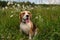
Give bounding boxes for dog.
[19,11,37,39]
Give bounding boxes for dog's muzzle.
[26,15,29,18]
[22,15,29,23]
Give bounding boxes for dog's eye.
[28,13,30,14]
[23,13,25,14]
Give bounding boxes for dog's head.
[19,11,32,23]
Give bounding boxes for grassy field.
[0,5,60,40]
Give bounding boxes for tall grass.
[0,6,60,40]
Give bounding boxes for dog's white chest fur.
[20,22,31,34]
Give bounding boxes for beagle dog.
[19,11,37,39]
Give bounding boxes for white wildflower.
[12,5,15,8]
[47,7,49,10]
[35,16,38,19]
[2,7,4,10]
[7,1,13,5]
[31,7,34,9]
[10,15,13,18]
[5,6,8,9]
[17,4,20,7]
[7,2,10,5]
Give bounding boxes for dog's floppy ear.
[28,11,32,19]
[30,13,32,19]
[19,12,22,22]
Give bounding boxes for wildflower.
[31,7,34,9]
[7,2,10,5]
[5,6,8,9]
[10,15,13,18]
[35,16,38,19]
[2,7,4,10]
[47,7,49,10]
[12,5,15,8]
[17,4,20,7]
[7,1,13,6]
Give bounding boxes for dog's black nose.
[26,15,29,17]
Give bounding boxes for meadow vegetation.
[0,1,60,40]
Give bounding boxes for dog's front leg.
[29,29,33,40]
[29,33,31,40]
